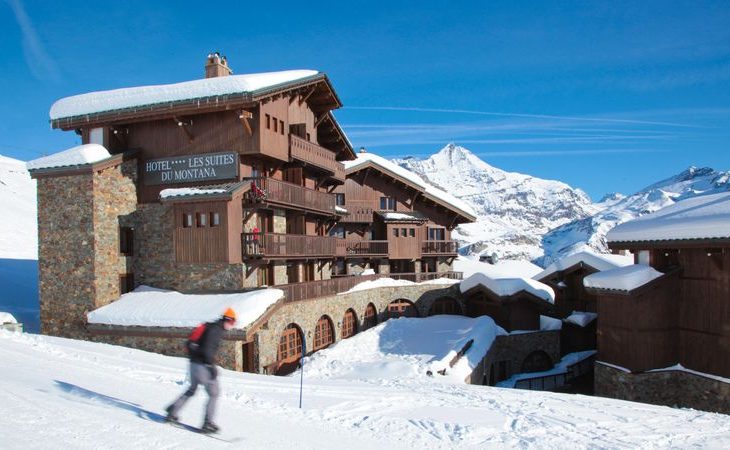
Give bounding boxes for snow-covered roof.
[460,273,555,303]
[159,181,248,200]
[0,312,18,324]
[564,311,597,327]
[377,211,428,222]
[87,285,283,329]
[50,70,321,121]
[583,264,663,292]
[344,152,477,221]
[454,255,543,279]
[497,351,596,388]
[607,191,730,243]
[26,144,112,171]
[540,315,562,331]
[534,251,633,280]
[335,205,348,214]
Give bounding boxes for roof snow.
[87,285,283,329]
[26,144,111,171]
[460,273,555,303]
[583,264,663,292]
[160,187,228,198]
[454,255,543,279]
[50,70,320,120]
[607,191,730,243]
[534,251,633,280]
[335,205,348,214]
[564,311,597,327]
[344,152,477,220]
[0,312,18,324]
[540,315,562,331]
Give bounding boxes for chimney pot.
[205,51,232,78]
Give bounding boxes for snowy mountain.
[0,155,37,260]
[539,166,730,266]
[395,144,598,261]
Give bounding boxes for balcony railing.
[339,206,375,223]
[422,240,459,255]
[290,134,345,182]
[244,177,336,215]
[389,271,463,282]
[336,240,389,257]
[242,233,337,258]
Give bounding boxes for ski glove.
[207,364,218,380]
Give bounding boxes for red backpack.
[185,323,207,355]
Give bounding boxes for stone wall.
[595,363,730,414]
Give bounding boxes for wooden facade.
[461,286,552,332]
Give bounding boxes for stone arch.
[341,308,358,339]
[388,299,419,319]
[521,350,553,373]
[276,323,304,376]
[362,303,378,331]
[427,296,463,316]
[313,315,335,351]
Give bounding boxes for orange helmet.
[222,307,237,323]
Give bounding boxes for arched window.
[362,303,378,330]
[313,315,335,350]
[276,323,303,375]
[428,297,462,316]
[388,299,418,319]
[341,309,358,339]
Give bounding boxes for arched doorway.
[362,303,378,330]
[428,297,462,316]
[388,299,418,319]
[276,323,303,376]
[341,309,358,339]
[313,315,335,351]
[521,350,553,373]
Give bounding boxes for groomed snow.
[534,250,633,280]
[87,286,282,329]
[159,187,228,198]
[608,191,730,242]
[564,311,598,327]
[301,316,506,384]
[344,152,477,220]
[460,273,555,303]
[454,255,543,279]
[3,331,730,448]
[50,70,319,120]
[496,351,597,388]
[26,144,111,171]
[583,264,663,292]
[0,312,17,324]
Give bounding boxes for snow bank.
[26,144,111,171]
[540,315,562,331]
[454,255,542,279]
[534,250,633,280]
[87,285,282,329]
[608,191,730,242]
[340,277,415,294]
[583,264,663,292]
[301,315,506,383]
[0,312,17,324]
[344,152,477,219]
[460,273,555,303]
[160,187,228,198]
[564,311,597,327]
[648,363,730,384]
[50,70,319,120]
[496,351,596,388]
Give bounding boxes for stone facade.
[595,363,730,414]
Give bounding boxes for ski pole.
[299,335,306,409]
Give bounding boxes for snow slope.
[0,155,37,259]
[3,329,730,449]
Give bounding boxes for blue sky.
[1,0,729,199]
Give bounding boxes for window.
[210,212,220,227]
[279,120,285,135]
[380,197,395,211]
[401,228,407,237]
[329,225,344,238]
[119,273,134,295]
[306,132,311,141]
[183,213,193,228]
[196,212,207,227]
[335,193,345,206]
[341,309,358,339]
[393,228,399,237]
[273,117,278,133]
[265,114,271,129]
[409,228,415,237]
[313,316,334,350]
[428,227,445,241]
[119,226,134,255]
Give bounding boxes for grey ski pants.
[169,362,219,422]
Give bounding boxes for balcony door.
[284,167,303,186]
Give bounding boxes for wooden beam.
[299,88,316,105]
[238,110,253,136]
[314,113,327,129]
[172,116,194,142]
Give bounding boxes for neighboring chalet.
[333,151,476,277]
[584,192,730,413]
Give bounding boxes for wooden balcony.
[336,240,389,258]
[389,271,463,282]
[242,233,337,258]
[244,177,336,215]
[422,240,459,255]
[290,134,345,183]
[339,206,375,223]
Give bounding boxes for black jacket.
[190,319,225,365]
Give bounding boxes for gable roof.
[534,251,634,281]
[344,152,477,222]
[460,273,555,304]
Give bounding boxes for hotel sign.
[143,151,238,185]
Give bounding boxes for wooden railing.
[337,240,389,257]
[242,233,337,258]
[290,134,345,182]
[389,271,463,282]
[339,206,375,223]
[244,177,336,215]
[422,240,459,255]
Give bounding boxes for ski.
[138,410,243,443]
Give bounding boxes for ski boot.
[201,421,219,434]
[164,405,179,423]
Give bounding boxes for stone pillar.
[272,209,286,233]
[378,259,390,275]
[414,259,422,273]
[274,261,288,285]
[321,261,332,280]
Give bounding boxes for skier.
[165,307,237,433]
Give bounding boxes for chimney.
[359,146,367,154]
[205,52,232,78]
